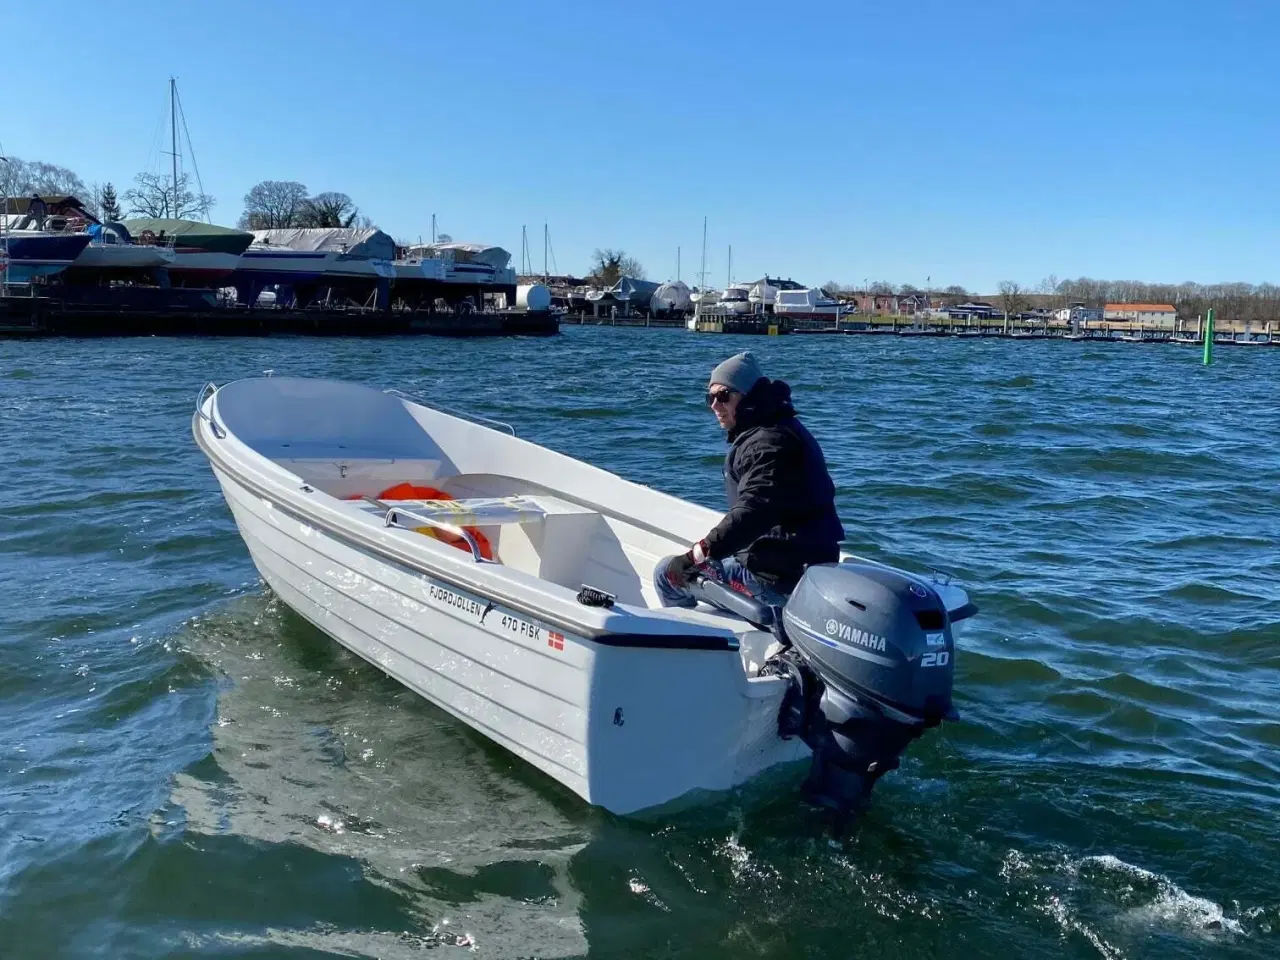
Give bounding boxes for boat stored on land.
[120,218,254,286]
[0,230,93,282]
[194,377,976,818]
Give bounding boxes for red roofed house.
[1104,303,1177,326]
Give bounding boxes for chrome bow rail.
[195,381,226,438]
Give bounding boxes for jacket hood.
[728,378,794,441]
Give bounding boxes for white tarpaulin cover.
[407,242,512,269]
[252,227,396,260]
[651,280,691,311]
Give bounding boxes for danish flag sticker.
[547,631,565,651]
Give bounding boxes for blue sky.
[5,0,1277,292]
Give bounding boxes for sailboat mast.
[699,216,707,291]
[170,77,178,218]
[543,223,548,278]
[727,245,732,287]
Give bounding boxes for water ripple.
[0,331,1277,958]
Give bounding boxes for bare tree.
[25,161,88,198]
[0,157,26,201]
[123,171,214,220]
[998,280,1026,317]
[0,156,89,202]
[239,180,309,230]
[589,248,645,286]
[1036,273,1066,309]
[869,280,895,295]
[297,191,362,228]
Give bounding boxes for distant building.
[896,293,934,315]
[853,293,900,315]
[1053,302,1104,324]
[945,300,997,320]
[1104,302,1177,326]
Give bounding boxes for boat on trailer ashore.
[194,376,978,820]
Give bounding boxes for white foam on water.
[1000,847,1247,958]
[1036,892,1125,960]
[1078,854,1244,940]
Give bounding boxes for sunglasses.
[706,388,736,406]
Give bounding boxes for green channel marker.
[1203,308,1215,365]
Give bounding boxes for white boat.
[650,280,692,314]
[2,209,174,274]
[773,288,843,319]
[250,227,396,282]
[748,279,779,308]
[33,217,177,271]
[392,256,447,283]
[404,241,516,286]
[74,235,177,271]
[235,243,341,283]
[194,376,977,819]
[714,285,754,314]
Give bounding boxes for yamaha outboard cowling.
[764,562,962,820]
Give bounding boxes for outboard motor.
[695,560,970,824]
[770,562,962,819]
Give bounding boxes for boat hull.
[773,307,844,320]
[331,255,396,280]
[2,233,93,281]
[71,243,176,271]
[202,445,805,816]
[169,250,243,285]
[232,249,337,285]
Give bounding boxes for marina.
[1,158,1274,344]
[0,194,558,338]
[0,79,560,340]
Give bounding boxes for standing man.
[655,351,845,608]
[28,194,48,229]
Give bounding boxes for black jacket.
[702,378,845,588]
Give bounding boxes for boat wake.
[1000,847,1251,957]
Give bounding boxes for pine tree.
[100,182,121,222]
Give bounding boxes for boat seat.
[368,493,602,588]
[379,495,551,526]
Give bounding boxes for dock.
[635,310,1280,345]
[0,293,560,338]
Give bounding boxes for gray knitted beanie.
[708,351,764,395]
